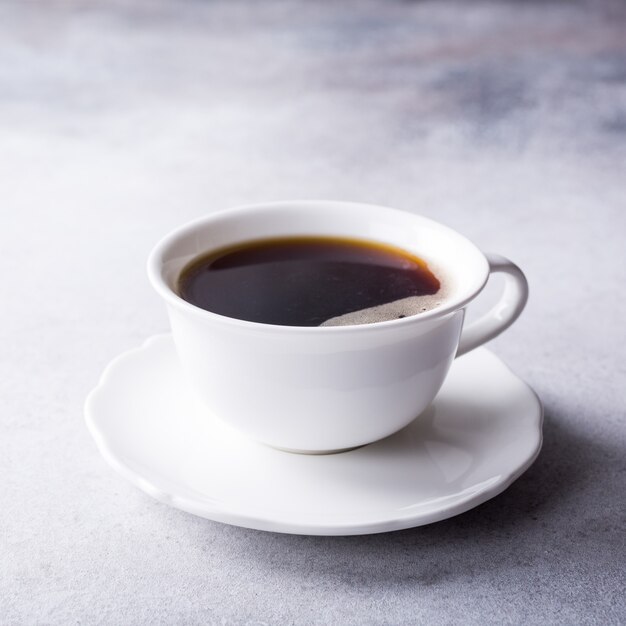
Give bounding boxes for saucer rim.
[85,334,543,536]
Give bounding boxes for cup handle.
[456,253,529,357]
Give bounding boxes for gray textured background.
[1,1,625,624]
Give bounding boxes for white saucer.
[85,334,542,536]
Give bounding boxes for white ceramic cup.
[148,201,528,453]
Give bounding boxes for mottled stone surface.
[1,1,625,624]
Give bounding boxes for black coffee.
[178,236,441,327]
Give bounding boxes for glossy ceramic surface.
[85,335,543,536]
[148,201,528,451]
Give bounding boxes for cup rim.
[147,200,490,334]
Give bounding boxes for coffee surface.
[178,236,441,327]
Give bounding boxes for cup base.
[266,442,366,455]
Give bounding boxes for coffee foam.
[320,267,451,327]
